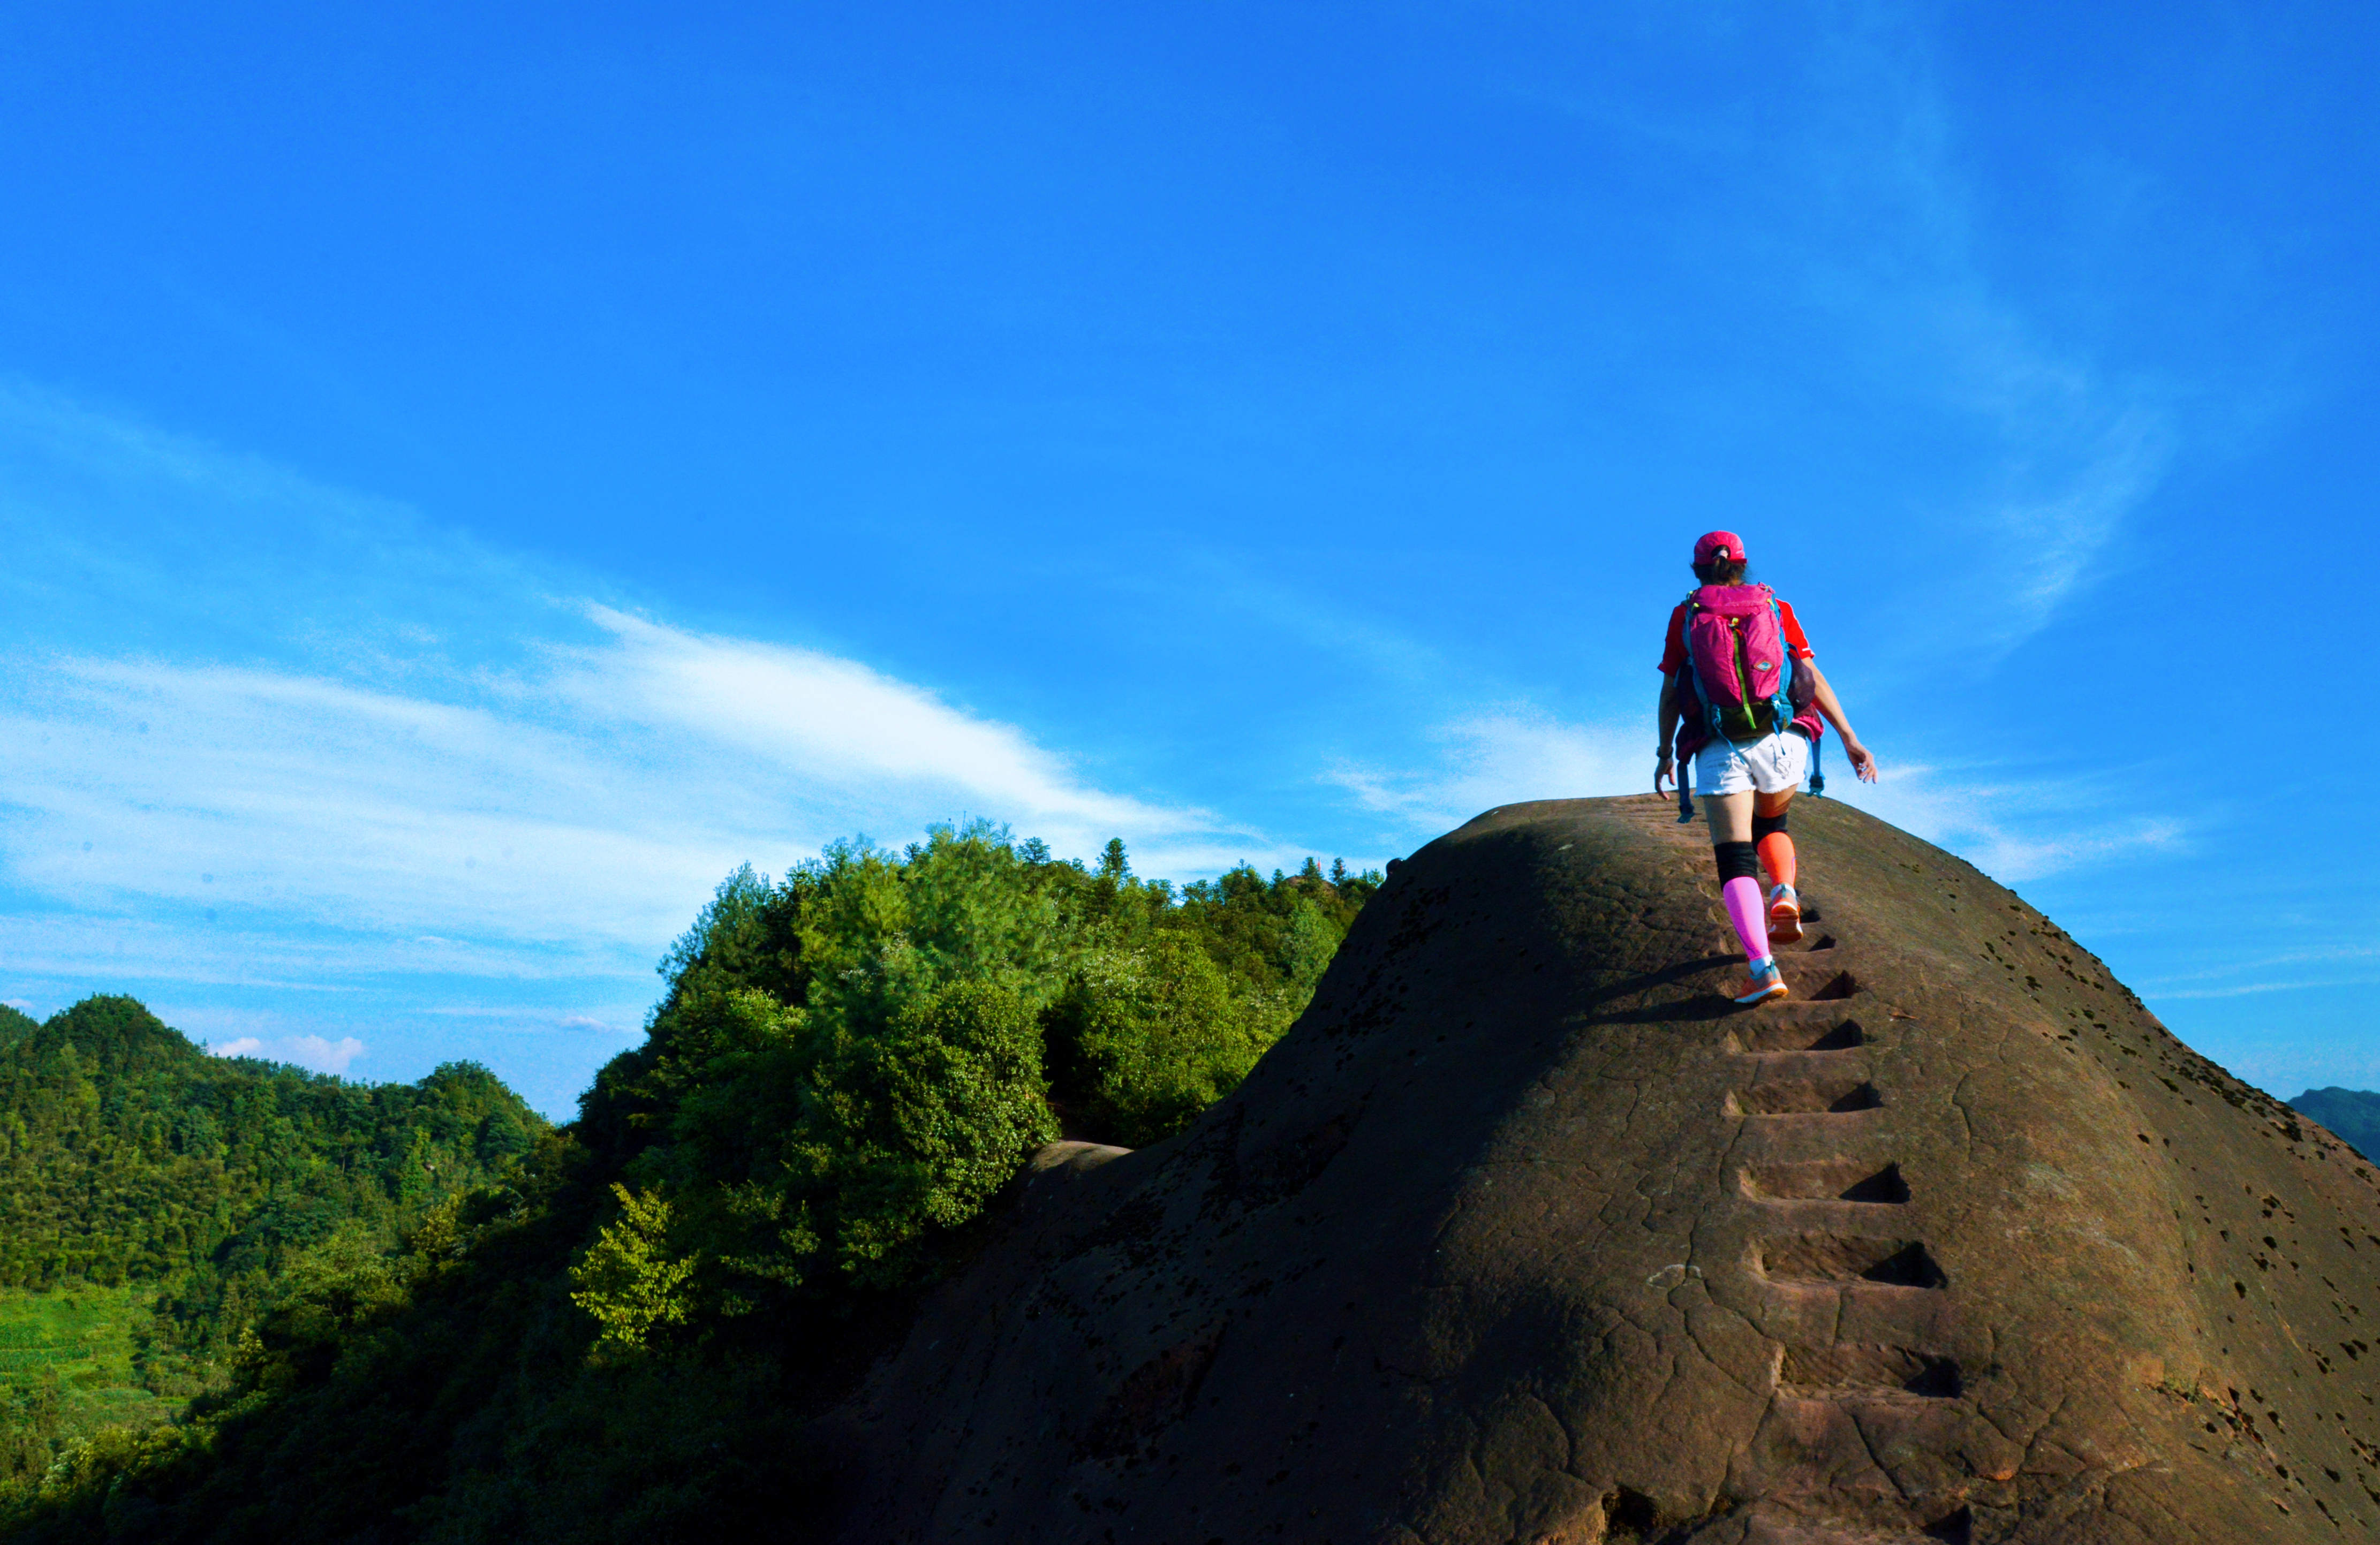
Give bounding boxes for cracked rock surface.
[822,797,2380,1543]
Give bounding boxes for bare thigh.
[1703,788,1795,845]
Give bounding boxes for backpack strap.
[1764,595,1795,733]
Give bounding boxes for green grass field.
[0,1283,179,1438]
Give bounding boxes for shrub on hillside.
[1051,936,1276,1147]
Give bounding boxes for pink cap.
[1693,531,1746,565]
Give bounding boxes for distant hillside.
[0,828,1382,1544]
[0,995,546,1484]
[0,996,543,1295]
[2291,1086,2380,1161]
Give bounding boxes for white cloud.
[206,1032,363,1073]
[0,605,1274,994]
[1328,706,2184,890]
[286,1034,365,1073]
[1834,759,2184,884]
[551,604,1222,857]
[1324,708,1644,831]
[0,378,1318,1108]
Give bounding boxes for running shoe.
[1767,883,1803,945]
[1732,958,1788,1005]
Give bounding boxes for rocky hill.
[826,796,2380,1543]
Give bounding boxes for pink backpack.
[1682,584,1804,745]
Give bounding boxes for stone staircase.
[1618,794,1979,1543]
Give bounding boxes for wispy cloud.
[0,384,1290,1057]
[1835,758,2185,884]
[2210,1040,2380,1104]
[2155,979,2374,1002]
[553,605,1202,847]
[2133,941,2380,1001]
[1929,316,2175,652]
[0,614,1269,988]
[1499,12,2177,661]
[1328,706,2185,891]
[1788,16,2177,656]
[1324,707,1644,831]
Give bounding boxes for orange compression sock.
[1756,832,1796,890]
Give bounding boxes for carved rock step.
[1754,1280,1963,1349]
[1728,1018,1870,1054]
[1728,1079,1883,1116]
[1778,1343,1962,1399]
[1754,1233,1946,1289]
[1736,1503,1973,1544]
[1774,963,1861,1000]
[1741,1161,1909,1203]
[1733,1392,2019,1529]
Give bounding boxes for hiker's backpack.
[1683,584,1810,745]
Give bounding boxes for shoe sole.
[1733,980,1790,1006]
[1768,905,1803,945]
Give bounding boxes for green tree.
[1052,935,1270,1146]
[569,1185,696,1358]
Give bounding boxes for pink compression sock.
[1722,876,1772,965]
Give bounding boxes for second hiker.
[1653,531,1877,1005]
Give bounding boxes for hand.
[1654,753,1675,796]
[1844,738,1878,783]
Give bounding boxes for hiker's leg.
[1752,791,1796,890]
[1703,792,1769,962]
[1702,790,1754,845]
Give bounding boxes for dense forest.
[0,996,546,1489]
[0,825,1381,1542]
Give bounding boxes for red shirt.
[1658,595,1814,674]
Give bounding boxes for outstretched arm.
[1801,661,1877,782]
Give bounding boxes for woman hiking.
[1653,531,1877,1005]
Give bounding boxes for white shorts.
[1693,730,1808,797]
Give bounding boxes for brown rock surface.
[825,797,2380,1542]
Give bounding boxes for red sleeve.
[1657,604,1689,673]
[1776,599,1815,661]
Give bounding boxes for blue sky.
[1,2,2373,1117]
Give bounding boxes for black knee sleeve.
[1751,811,1789,842]
[1713,840,1759,883]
